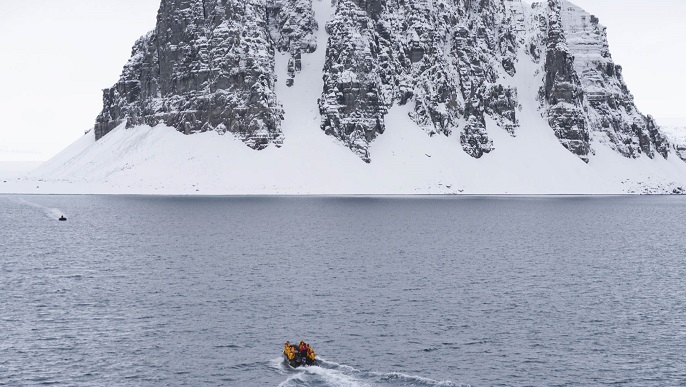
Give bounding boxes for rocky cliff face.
[95,0,679,165]
[95,0,318,149]
[318,0,522,161]
[553,0,669,160]
[533,1,590,161]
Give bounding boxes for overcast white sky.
[0,0,684,161]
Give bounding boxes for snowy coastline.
[2,120,685,196]
[4,0,686,197]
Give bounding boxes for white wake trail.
[15,198,67,220]
[277,365,371,387]
[274,356,461,387]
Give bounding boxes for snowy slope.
[0,162,42,180]
[8,109,686,195]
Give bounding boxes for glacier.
[5,0,686,195]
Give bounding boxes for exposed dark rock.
[267,0,319,85]
[96,0,318,149]
[318,0,387,162]
[555,0,671,160]
[538,0,590,161]
[319,0,521,160]
[676,145,686,162]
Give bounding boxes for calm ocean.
[1,195,685,386]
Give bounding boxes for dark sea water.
[1,195,685,386]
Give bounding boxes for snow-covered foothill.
[6,111,686,195]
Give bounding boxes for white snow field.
[0,162,42,180]
[5,109,686,195]
[3,0,686,196]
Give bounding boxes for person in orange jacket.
[284,341,295,360]
[306,345,316,361]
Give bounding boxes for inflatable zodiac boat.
[283,341,317,368]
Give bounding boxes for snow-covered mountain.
[14,0,686,194]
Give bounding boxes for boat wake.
[14,198,66,220]
[272,358,461,387]
[369,371,460,386]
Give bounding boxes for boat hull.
[283,352,316,368]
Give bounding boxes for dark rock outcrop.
[318,0,387,162]
[95,0,318,149]
[545,0,669,160]
[676,145,686,162]
[537,0,590,161]
[319,0,522,161]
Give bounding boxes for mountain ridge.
[9,0,686,195]
[93,0,678,166]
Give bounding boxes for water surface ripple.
[1,195,685,386]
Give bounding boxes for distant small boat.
[59,216,67,221]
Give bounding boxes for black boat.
[59,215,67,221]
[283,342,317,368]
